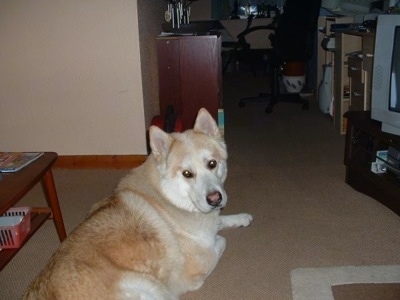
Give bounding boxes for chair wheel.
[239,100,246,108]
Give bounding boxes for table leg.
[41,169,67,242]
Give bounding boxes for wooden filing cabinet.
[333,31,362,134]
[347,33,376,112]
[333,31,375,134]
[156,34,222,130]
[348,55,365,111]
[360,34,375,110]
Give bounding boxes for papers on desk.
[158,32,195,36]
[0,152,44,173]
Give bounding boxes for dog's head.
[149,108,227,214]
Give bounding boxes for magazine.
[0,152,44,173]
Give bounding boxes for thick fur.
[24,108,253,300]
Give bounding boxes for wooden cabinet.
[156,34,222,130]
[333,31,375,134]
[348,55,365,111]
[333,31,362,134]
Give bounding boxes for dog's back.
[24,188,186,299]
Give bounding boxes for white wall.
[190,0,212,20]
[0,0,147,155]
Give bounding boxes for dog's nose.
[207,191,222,207]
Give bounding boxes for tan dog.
[24,108,253,300]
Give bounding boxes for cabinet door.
[156,39,182,118]
[179,36,221,129]
[157,36,222,130]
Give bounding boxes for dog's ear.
[193,108,221,138]
[149,125,173,161]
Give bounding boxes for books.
[0,152,44,173]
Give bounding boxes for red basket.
[0,207,31,249]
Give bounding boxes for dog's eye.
[182,170,193,178]
[208,160,217,170]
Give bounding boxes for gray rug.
[291,265,400,300]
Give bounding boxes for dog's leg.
[206,235,226,277]
[218,213,253,231]
[186,235,226,292]
[215,235,226,259]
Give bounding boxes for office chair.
[236,25,277,76]
[236,24,281,112]
[222,14,260,75]
[238,0,322,113]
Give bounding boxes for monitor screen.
[390,26,400,113]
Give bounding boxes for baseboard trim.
[54,155,147,169]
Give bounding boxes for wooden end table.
[0,152,67,270]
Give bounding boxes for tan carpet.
[1,70,400,299]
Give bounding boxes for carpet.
[291,265,400,300]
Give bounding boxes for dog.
[24,108,253,300]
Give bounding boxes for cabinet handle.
[352,92,363,97]
[350,67,360,71]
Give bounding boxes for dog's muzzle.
[207,191,222,207]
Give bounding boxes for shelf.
[0,209,51,270]
[375,150,400,178]
[349,147,400,187]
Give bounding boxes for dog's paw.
[219,213,253,230]
[236,213,253,227]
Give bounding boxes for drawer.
[350,91,365,111]
[350,80,364,96]
[362,36,375,72]
[348,56,363,77]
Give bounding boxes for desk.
[0,152,66,270]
